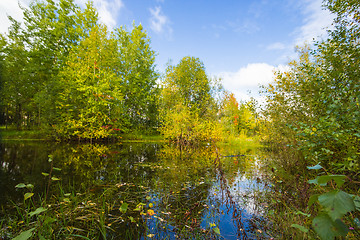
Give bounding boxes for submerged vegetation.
[0,0,359,239]
[0,142,266,239]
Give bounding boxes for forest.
[0,0,257,143]
[0,0,359,239]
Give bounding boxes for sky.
[0,0,334,103]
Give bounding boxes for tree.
[0,0,99,130]
[262,0,360,173]
[162,57,217,119]
[0,18,31,129]
[219,92,257,137]
[160,57,221,144]
[53,25,125,140]
[25,0,99,128]
[114,23,159,131]
[52,22,159,141]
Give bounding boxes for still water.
[0,140,269,239]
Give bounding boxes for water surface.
[0,141,269,239]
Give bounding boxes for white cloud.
[0,0,31,34]
[0,0,124,34]
[265,0,334,65]
[218,63,289,104]
[76,0,124,29]
[220,63,275,89]
[149,6,172,38]
[294,0,334,45]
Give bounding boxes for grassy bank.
[0,127,48,141]
[0,126,262,146]
[0,126,165,142]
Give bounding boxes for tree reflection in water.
[0,141,269,239]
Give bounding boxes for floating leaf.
[291,224,309,233]
[318,190,355,221]
[134,202,146,211]
[307,163,323,170]
[24,192,34,201]
[12,228,35,240]
[213,227,220,234]
[147,209,155,216]
[128,216,136,223]
[29,207,47,217]
[15,183,26,188]
[120,202,128,213]
[51,177,60,181]
[295,211,311,217]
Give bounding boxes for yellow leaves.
[147,209,155,216]
[310,127,317,135]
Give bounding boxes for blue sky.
[1,0,334,103]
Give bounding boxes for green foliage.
[0,0,99,130]
[12,228,35,240]
[161,56,217,118]
[160,57,222,144]
[0,1,158,140]
[306,164,359,240]
[261,1,360,238]
[219,92,258,137]
[115,24,159,130]
[291,224,308,233]
[312,213,348,239]
[54,24,125,140]
[29,207,47,217]
[160,103,223,144]
[52,22,158,140]
[262,0,360,175]
[120,202,129,214]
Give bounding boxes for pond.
[0,140,270,239]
